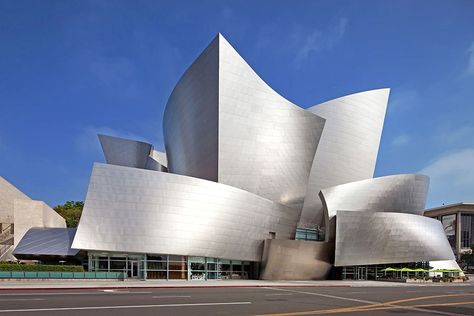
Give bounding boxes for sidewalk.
[0,279,471,290]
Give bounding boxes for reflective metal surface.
[163,35,219,182]
[335,210,455,266]
[260,239,334,280]
[61,34,456,278]
[72,163,299,262]
[13,228,79,258]
[320,174,429,240]
[99,134,167,171]
[300,89,390,228]
[164,34,325,208]
[217,35,325,208]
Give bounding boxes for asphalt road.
[0,284,473,315]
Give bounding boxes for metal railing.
[0,271,125,279]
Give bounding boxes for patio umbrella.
[382,267,397,272]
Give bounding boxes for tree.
[53,201,84,227]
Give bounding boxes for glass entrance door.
[357,266,366,280]
[128,261,139,278]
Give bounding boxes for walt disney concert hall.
[14,34,457,280]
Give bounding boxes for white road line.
[262,287,377,305]
[0,301,251,313]
[152,295,191,298]
[0,291,152,296]
[263,287,467,316]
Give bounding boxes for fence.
[0,271,125,279]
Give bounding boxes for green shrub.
[0,263,84,272]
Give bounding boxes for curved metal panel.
[99,134,151,169]
[218,35,325,208]
[164,34,325,208]
[320,174,429,241]
[335,210,455,266]
[260,239,334,280]
[163,35,219,181]
[300,89,390,228]
[72,163,299,262]
[99,134,166,172]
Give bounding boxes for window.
[295,228,325,241]
[461,214,474,249]
[442,214,457,252]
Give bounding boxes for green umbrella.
[382,267,397,272]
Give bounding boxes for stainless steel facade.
[98,134,166,172]
[335,210,455,266]
[72,163,299,262]
[300,89,390,228]
[164,34,325,208]
[163,36,219,182]
[217,35,325,208]
[15,33,455,279]
[320,174,429,241]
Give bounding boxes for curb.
[0,284,352,291]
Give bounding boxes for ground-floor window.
[341,262,430,280]
[88,252,253,280]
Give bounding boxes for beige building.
[424,203,474,260]
[0,176,66,260]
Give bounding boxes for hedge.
[0,263,84,272]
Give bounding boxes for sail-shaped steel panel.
[300,89,390,228]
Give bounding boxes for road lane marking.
[0,301,251,313]
[258,292,474,316]
[0,291,152,296]
[264,294,293,296]
[152,295,191,298]
[262,287,378,305]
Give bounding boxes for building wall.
[13,200,66,248]
[98,134,153,169]
[300,89,390,228]
[424,203,474,259]
[72,163,299,262]
[320,174,429,241]
[335,210,455,266]
[260,239,334,280]
[217,35,325,209]
[163,34,219,182]
[0,176,31,223]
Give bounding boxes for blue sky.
[0,0,473,208]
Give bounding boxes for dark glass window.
[442,214,457,252]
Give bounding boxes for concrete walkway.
[0,279,471,290]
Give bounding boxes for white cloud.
[294,18,348,66]
[419,149,474,207]
[467,42,474,75]
[392,134,411,146]
[75,126,151,159]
